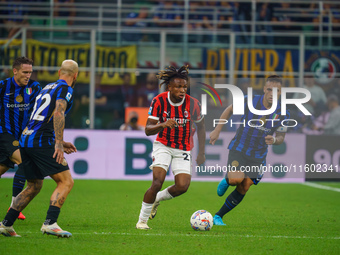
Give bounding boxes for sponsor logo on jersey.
[16,95,23,103]
[22,127,34,135]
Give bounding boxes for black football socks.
[216,189,245,218]
[44,205,60,225]
[2,208,20,226]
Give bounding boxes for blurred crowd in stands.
[0,1,339,45]
[0,1,339,134]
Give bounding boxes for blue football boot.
[217,178,229,196]
[213,215,226,226]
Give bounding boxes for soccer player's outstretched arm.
[209,104,233,145]
[265,131,286,145]
[53,99,67,164]
[196,118,206,165]
[145,118,177,136]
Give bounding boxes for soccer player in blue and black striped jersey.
[0,60,78,238]
[0,57,41,221]
[209,75,289,226]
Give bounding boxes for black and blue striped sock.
[216,189,245,218]
[12,167,26,197]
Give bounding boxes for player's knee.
[151,179,163,192]
[228,178,243,186]
[28,180,43,194]
[176,183,189,195]
[65,178,74,191]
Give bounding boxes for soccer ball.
[190,210,213,231]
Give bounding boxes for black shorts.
[0,133,19,168]
[20,147,70,180]
[227,150,266,185]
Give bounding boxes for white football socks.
[138,202,153,223]
[155,187,173,202]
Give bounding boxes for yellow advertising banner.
[0,39,137,85]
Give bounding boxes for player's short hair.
[156,65,189,88]
[266,75,282,85]
[12,56,33,70]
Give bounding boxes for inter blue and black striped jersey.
[228,95,290,159]
[20,79,73,148]
[0,77,41,140]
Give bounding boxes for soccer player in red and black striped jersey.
[136,66,206,230]
[0,57,41,221]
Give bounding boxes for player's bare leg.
[137,167,166,229]
[41,170,74,238]
[12,179,43,212]
[236,177,253,195]
[143,167,167,203]
[167,173,191,197]
[1,179,43,237]
[9,149,21,165]
[49,170,74,208]
[0,164,9,177]
[150,173,191,220]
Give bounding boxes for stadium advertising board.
[2,130,306,182]
[305,135,340,181]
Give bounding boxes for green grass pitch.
[1,179,339,254]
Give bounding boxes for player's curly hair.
[156,65,189,88]
[12,56,33,70]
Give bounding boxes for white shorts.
[149,141,192,176]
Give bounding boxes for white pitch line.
[17,231,340,240]
[302,182,340,193]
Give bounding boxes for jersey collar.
[12,77,23,88]
[57,79,67,85]
[167,91,185,107]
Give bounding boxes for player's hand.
[63,142,77,154]
[265,135,275,145]
[209,130,220,145]
[196,152,206,166]
[163,119,178,129]
[53,141,64,164]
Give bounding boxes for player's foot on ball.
[41,223,72,238]
[217,178,229,196]
[136,220,151,230]
[213,215,226,226]
[0,222,21,237]
[149,201,160,220]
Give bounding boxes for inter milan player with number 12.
[0,60,78,238]
[209,75,289,226]
[136,66,206,230]
[0,57,41,221]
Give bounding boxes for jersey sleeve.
[148,97,160,121]
[57,85,73,103]
[192,98,204,123]
[32,81,42,100]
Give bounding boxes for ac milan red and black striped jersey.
[148,91,203,151]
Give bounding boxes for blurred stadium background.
[1,0,340,183]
